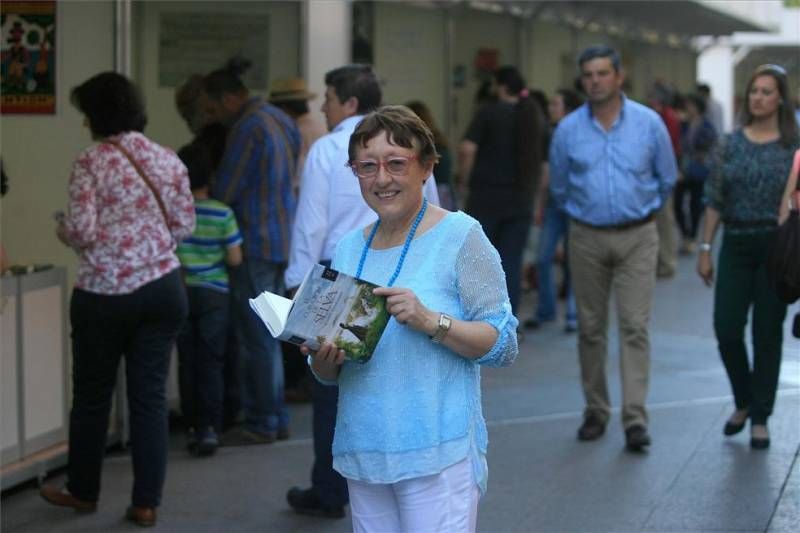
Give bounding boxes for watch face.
[441,314,452,329]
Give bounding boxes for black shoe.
[196,427,219,456]
[286,487,345,519]
[723,410,748,436]
[564,322,577,334]
[625,425,651,452]
[750,424,770,450]
[577,414,606,441]
[523,318,541,330]
[185,427,198,454]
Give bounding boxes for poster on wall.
[0,0,56,114]
[159,12,269,89]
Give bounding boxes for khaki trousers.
[568,220,658,428]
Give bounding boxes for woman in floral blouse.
[697,64,799,450]
[40,72,195,527]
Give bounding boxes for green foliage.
[785,0,800,8]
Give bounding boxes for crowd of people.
[36,43,798,532]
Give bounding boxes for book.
[249,264,390,364]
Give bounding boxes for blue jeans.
[232,259,288,434]
[535,207,576,325]
[177,286,229,432]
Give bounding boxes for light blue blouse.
[322,210,518,494]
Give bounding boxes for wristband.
[698,243,712,252]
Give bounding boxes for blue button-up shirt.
[213,97,300,262]
[549,96,677,226]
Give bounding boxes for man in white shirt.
[285,64,439,519]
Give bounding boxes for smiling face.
[747,74,781,121]
[580,57,624,106]
[354,130,432,226]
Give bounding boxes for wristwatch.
[698,242,712,252]
[430,313,452,344]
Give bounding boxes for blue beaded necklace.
[355,198,428,287]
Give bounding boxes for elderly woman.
[303,105,518,532]
[697,64,799,450]
[40,72,194,527]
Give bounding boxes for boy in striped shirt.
[176,127,243,456]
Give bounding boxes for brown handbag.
[105,139,172,232]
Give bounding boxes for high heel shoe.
[750,424,770,450]
[723,409,749,436]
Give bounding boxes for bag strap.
[105,139,171,230]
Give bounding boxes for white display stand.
[1,268,70,489]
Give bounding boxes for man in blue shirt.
[549,45,677,452]
[201,59,300,445]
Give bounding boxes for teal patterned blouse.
[705,129,798,233]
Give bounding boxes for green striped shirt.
[177,199,242,292]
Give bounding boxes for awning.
[451,0,770,43]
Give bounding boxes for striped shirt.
[212,97,299,262]
[177,199,242,292]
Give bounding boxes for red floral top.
[63,132,195,295]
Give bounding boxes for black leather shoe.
[523,318,541,330]
[287,487,345,519]
[723,410,748,436]
[577,414,606,441]
[750,424,770,450]
[625,425,651,452]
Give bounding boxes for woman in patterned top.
[697,64,799,450]
[304,106,518,532]
[40,72,195,527]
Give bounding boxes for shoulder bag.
[105,139,172,237]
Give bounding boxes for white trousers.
[347,458,480,533]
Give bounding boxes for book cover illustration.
[250,264,390,364]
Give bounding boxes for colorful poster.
[1,1,56,114]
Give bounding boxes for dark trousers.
[714,230,787,424]
[176,286,229,432]
[472,212,532,315]
[311,379,348,506]
[673,179,705,239]
[67,269,187,507]
[306,259,348,506]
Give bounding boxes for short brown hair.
[348,105,440,166]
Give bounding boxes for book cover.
[249,264,390,364]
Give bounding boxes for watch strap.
[430,313,452,343]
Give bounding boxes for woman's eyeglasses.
[347,155,417,179]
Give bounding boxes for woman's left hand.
[373,287,437,335]
[55,223,70,246]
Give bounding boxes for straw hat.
[268,78,316,102]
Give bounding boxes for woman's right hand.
[301,342,345,380]
[696,251,714,287]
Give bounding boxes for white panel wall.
[1,0,114,281]
[132,1,301,152]
[373,3,446,126]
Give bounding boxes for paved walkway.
[2,253,799,532]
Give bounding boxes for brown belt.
[573,213,655,231]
